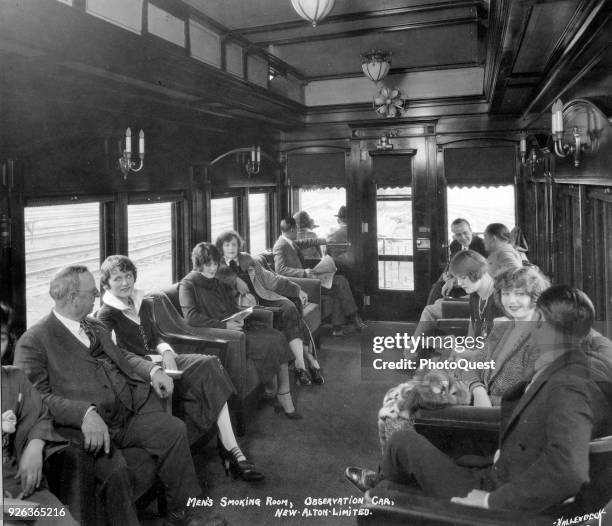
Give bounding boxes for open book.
[312,255,337,289]
[222,306,254,323]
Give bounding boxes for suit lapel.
[48,313,98,366]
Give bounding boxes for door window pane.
[249,193,269,254]
[376,187,413,290]
[446,185,515,238]
[24,202,101,326]
[211,197,235,243]
[127,202,173,293]
[298,188,346,238]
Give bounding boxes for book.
[311,255,337,289]
[221,306,254,323]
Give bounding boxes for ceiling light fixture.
[290,0,336,27]
[361,49,392,83]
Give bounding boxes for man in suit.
[273,217,365,336]
[426,218,487,305]
[347,285,612,513]
[484,223,524,278]
[14,266,224,526]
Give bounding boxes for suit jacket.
[14,313,155,431]
[487,352,612,511]
[449,236,487,259]
[273,235,324,278]
[216,252,300,301]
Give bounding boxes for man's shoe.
[295,368,312,386]
[309,367,324,385]
[164,509,227,526]
[344,467,379,493]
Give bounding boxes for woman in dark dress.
[215,229,323,386]
[97,255,263,481]
[179,242,302,419]
[449,250,506,340]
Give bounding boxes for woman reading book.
[180,242,302,419]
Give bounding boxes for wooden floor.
[140,327,406,526]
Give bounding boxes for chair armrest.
[360,485,552,526]
[250,308,273,326]
[414,406,500,433]
[287,277,321,305]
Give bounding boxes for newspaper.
[311,255,337,289]
[221,306,254,323]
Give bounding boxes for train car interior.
[1,1,612,525]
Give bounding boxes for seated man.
[484,223,524,277]
[273,217,365,336]
[346,285,612,514]
[426,218,487,305]
[14,266,225,526]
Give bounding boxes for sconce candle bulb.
[118,127,145,179]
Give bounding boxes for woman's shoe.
[295,368,312,386]
[274,405,303,419]
[217,440,265,482]
[275,391,303,419]
[309,367,324,385]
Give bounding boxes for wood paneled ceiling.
[0,0,611,154]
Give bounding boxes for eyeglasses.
[74,288,100,298]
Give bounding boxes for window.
[297,188,346,238]
[376,187,413,291]
[127,202,173,293]
[446,185,515,238]
[248,192,269,254]
[24,202,101,326]
[210,197,235,243]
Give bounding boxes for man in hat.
[293,210,322,260]
[326,206,349,265]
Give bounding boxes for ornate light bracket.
[118,128,145,179]
[209,146,264,178]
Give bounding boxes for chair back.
[161,283,182,315]
[255,252,274,272]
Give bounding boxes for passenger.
[348,285,612,514]
[274,217,365,336]
[14,266,224,526]
[179,242,302,419]
[426,218,487,305]
[97,255,264,481]
[464,266,550,407]
[2,304,78,526]
[293,210,322,260]
[410,250,511,348]
[215,231,324,386]
[484,223,524,277]
[326,205,349,266]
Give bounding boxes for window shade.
[287,152,346,187]
[444,147,516,186]
[371,154,413,188]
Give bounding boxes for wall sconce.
[209,145,263,178]
[519,131,527,165]
[245,145,261,176]
[551,99,590,168]
[118,128,145,179]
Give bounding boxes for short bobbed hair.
[100,255,138,290]
[192,242,221,271]
[485,223,511,242]
[49,265,90,301]
[448,250,488,282]
[494,266,551,308]
[536,285,595,339]
[215,230,244,253]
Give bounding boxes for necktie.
[80,319,101,356]
[229,260,239,273]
